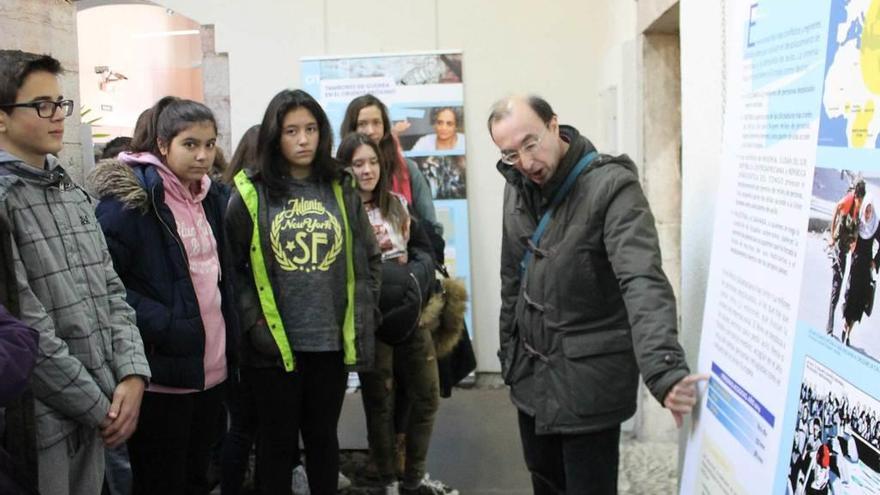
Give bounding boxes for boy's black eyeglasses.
[0,100,74,119]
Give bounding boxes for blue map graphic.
[818,0,880,149]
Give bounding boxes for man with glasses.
[0,50,150,495]
[488,95,705,494]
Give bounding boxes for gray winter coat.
[497,127,689,435]
[0,151,150,449]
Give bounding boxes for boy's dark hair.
[257,89,338,191]
[100,136,132,160]
[129,96,217,159]
[0,50,63,108]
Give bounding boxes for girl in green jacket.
[225,89,381,494]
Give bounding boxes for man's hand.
[664,373,710,428]
[100,375,146,448]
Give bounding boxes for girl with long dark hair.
[225,89,381,494]
[337,133,457,495]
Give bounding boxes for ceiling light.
[131,30,199,39]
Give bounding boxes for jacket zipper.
[409,272,424,334]
[150,183,213,389]
[151,184,190,270]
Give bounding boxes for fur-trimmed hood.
[420,277,468,359]
[88,158,149,212]
[88,155,216,213]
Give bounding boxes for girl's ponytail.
[130,96,180,156]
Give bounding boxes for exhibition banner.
[681,1,880,493]
[300,51,472,332]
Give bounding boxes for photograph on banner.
[798,166,880,361]
[787,357,880,495]
[396,105,466,154]
[413,155,466,200]
[818,0,880,150]
[314,53,462,86]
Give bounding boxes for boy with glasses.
[0,50,150,495]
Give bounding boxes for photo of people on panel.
[409,107,465,153]
[798,167,880,362]
[395,106,466,154]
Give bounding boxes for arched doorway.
[75,0,230,169]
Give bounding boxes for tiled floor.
[217,385,679,494]
[618,439,677,495]
[336,386,678,495]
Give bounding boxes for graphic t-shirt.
[268,176,346,352]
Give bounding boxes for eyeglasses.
[500,126,548,165]
[0,99,74,119]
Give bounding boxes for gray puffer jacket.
[497,126,689,435]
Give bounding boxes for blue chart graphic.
[706,363,776,464]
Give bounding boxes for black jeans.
[517,411,620,495]
[220,370,259,495]
[247,352,347,495]
[128,383,225,495]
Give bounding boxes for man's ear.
[0,110,8,133]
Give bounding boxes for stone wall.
[637,31,683,443]
[200,25,232,158]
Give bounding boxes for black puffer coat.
[375,217,436,345]
[91,159,239,390]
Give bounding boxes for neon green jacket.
[226,170,381,371]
